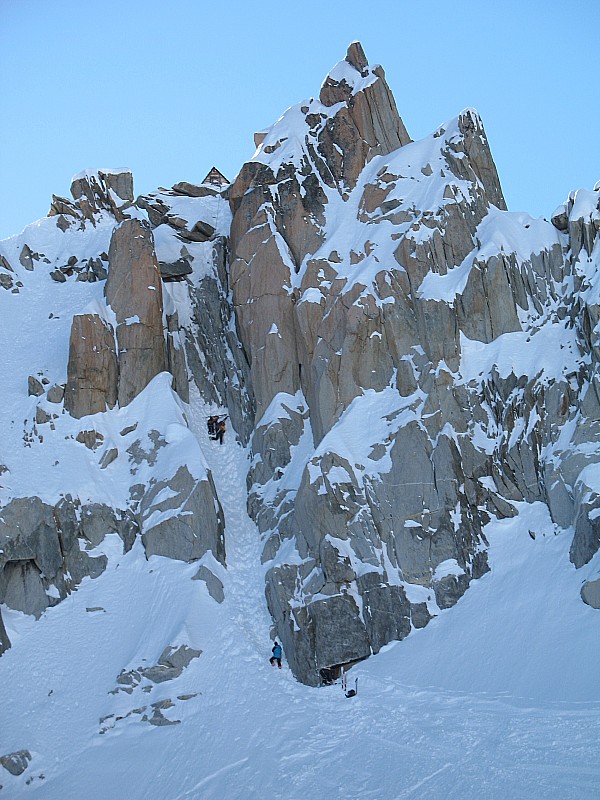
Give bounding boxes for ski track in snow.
[1,391,599,798]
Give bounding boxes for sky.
[1,0,599,240]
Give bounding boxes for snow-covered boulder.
[140,465,225,564]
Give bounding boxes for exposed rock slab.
[0,497,107,619]
[105,218,167,406]
[64,314,118,418]
[192,564,225,603]
[140,465,225,564]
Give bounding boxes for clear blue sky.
[1,0,599,240]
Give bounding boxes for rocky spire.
[345,40,368,71]
[105,219,167,407]
[64,218,169,418]
[455,109,507,211]
[228,43,413,420]
[318,41,411,168]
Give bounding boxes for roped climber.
[270,641,283,668]
[207,415,218,438]
[207,414,228,444]
[215,416,226,445]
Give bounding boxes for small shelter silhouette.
[202,167,229,187]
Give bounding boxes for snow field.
[2,391,599,799]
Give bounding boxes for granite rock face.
[228,43,412,420]
[0,497,108,619]
[228,44,503,683]
[135,185,254,443]
[140,465,225,564]
[551,186,600,569]
[186,237,256,440]
[64,314,118,418]
[105,218,167,407]
[2,42,599,689]
[62,184,191,418]
[228,43,600,684]
[318,41,412,187]
[69,168,134,221]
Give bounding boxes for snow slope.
[2,402,598,799]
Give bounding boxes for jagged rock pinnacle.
[345,41,368,72]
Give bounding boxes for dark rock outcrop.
[183,237,255,444]
[0,497,108,620]
[0,608,10,655]
[0,750,32,776]
[159,257,193,280]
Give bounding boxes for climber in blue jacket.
[270,641,283,668]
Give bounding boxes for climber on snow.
[207,414,227,444]
[207,415,218,438]
[215,416,226,445]
[270,641,283,668]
